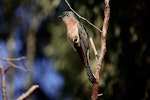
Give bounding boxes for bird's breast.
[68,27,80,45]
[67,24,80,45]
[64,19,80,47]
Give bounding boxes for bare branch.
[64,0,102,33]
[98,93,103,97]
[4,65,11,73]
[0,56,26,61]
[0,60,8,100]
[0,56,28,72]
[7,61,28,72]
[17,85,39,100]
[89,37,98,62]
[92,0,110,99]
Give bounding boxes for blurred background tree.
[0,0,150,100]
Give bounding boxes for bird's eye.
[66,14,69,16]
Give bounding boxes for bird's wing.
[76,23,96,83]
[76,22,90,65]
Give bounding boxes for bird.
[59,11,96,84]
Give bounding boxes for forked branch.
[0,56,29,100]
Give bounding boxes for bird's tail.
[85,64,96,84]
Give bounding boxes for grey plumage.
[76,23,96,83]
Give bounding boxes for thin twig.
[7,61,28,72]
[17,85,39,100]
[89,37,98,62]
[0,60,8,100]
[92,0,110,99]
[4,65,11,73]
[0,56,26,61]
[64,0,102,33]
[0,56,28,72]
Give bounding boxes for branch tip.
[17,85,39,100]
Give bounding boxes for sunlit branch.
[89,37,98,62]
[92,0,110,99]
[17,85,39,100]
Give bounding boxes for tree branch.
[64,0,102,33]
[0,56,28,100]
[0,56,28,72]
[0,60,8,100]
[17,85,39,100]
[92,0,110,99]
[6,61,27,72]
[0,56,26,61]
[90,37,98,62]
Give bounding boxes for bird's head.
[58,11,76,22]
